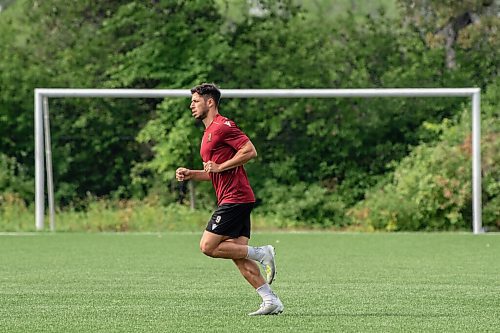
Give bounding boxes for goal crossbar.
[34,88,482,233]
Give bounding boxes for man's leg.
[199,231,264,288]
[199,230,248,259]
[198,232,283,315]
[202,204,276,284]
[226,236,266,288]
[200,230,276,284]
[228,236,284,316]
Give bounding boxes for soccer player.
[175,83,284,316]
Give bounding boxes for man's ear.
[207,97,215,108]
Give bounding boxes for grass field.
[0,232,498,332]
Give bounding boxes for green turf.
[0,232,498,332]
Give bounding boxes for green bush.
[350,79,500,231]
[349,142,472,231]
[0,154,33,203]
[256,180,347,228]
[479,79,500,230]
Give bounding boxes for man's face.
[190,93,210,120]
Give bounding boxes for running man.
[175,83,284,316]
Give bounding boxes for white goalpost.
[34,88,483,233]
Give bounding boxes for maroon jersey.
[200,114,255,205]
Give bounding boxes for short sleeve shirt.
[200,114,255,205]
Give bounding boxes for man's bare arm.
[203,140,257,173]
[176,168,211,181]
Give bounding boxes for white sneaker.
[248,298,284,316]
[258,245,276,285]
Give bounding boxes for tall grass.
[0,195,293,232]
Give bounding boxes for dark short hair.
[190,83,221,107]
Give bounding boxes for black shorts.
[206,203,254,238]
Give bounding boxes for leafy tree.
[208,7,476,206]
[398,0,499,71]
[1,0,228,203]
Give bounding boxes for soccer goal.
[34,88,482,233]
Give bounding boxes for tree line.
[0,0,498,230]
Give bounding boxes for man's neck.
[202,109,219,128]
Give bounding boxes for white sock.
[246,246,264,261]
[256,283,276,304]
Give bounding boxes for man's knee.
[200,240,217,257]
